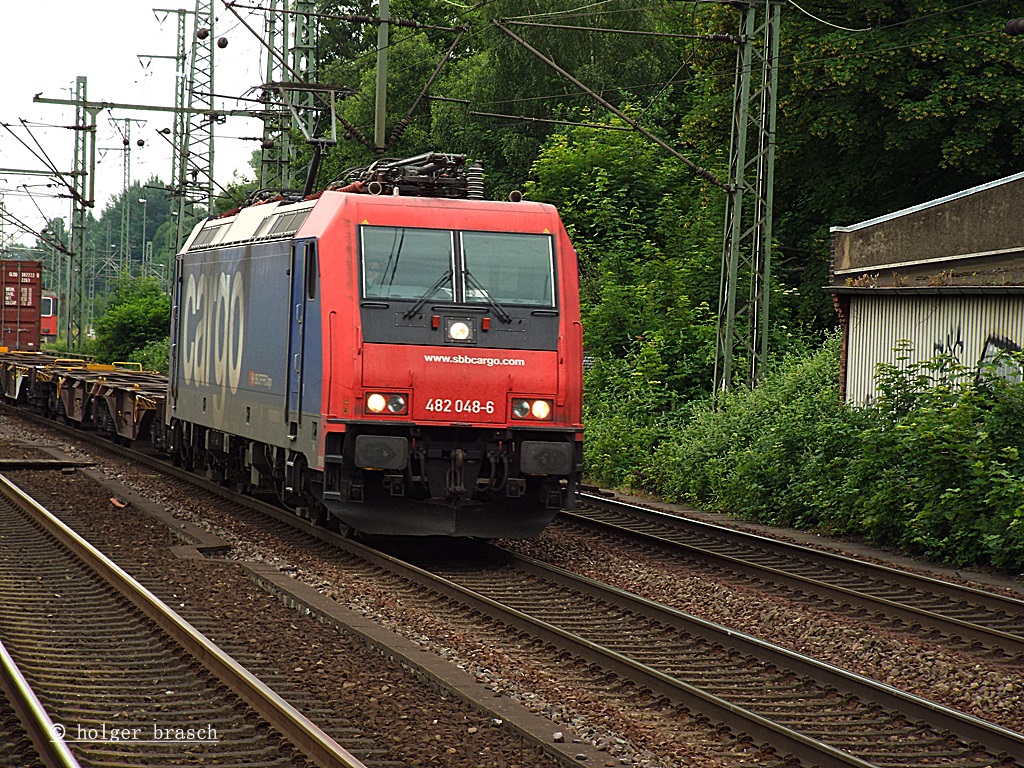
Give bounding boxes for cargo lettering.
[181,271,244,402]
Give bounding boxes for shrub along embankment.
[584,336,1024,573]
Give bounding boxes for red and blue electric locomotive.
[164,154,583,537]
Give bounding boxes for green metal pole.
[374,0,389,150]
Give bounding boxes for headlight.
[365,392,408,415]
[512,398,552,420]
[448,321,471,341]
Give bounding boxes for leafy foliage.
[526,116,723,402]
[589,337,1024,572]
[641,334,857,525]
[91,278,171,367]
[127,338,171,375]
[834,350,1024,570]
[774,0,1024,318]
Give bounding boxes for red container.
[0,260,43,350]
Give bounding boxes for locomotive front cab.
[318,194,583,538]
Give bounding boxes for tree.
[91,277,171,366]
[769,1,1024,328]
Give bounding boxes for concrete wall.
[829,172,1024,400]
[831,172,1024,287]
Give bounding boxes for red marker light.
[431,315,440,329]
[482,317,491,331]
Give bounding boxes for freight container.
[0,260,42,351]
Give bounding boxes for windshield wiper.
[403,269,452,319]
[464,270,511,323]
[382,229,403,290]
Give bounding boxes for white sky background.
[0,1,271,247]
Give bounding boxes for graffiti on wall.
[978,334,1023,383]
[932,325,964,359]
[848,296,1024,404]
[929,326,1022,384]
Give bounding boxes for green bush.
[127,337,170,374]
[585,334,1024,573]
[645,333,855,528]
[42,336,99,359]
[837,350,1024,568]
[92,277,171,364]
[582,355,672,489]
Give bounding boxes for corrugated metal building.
[830,172,1024,403]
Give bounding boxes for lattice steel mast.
[260,0,318,190]
[174,0,216,250]
[147,9,190,206]
[68,76,97,347]
[118,119,132,276]
[714,0,781,392]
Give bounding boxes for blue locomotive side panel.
[170,239,320,446]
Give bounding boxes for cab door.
[286,239,317,430]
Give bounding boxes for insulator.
[217,37,228,48]
[1006,18,1024,35]
[467,162,484,199]
[197,27,209,39]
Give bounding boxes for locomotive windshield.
[361,226,555,308]
[361,227,455,300]
[461,232,554,307]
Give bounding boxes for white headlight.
[448,321,471,341]
[512,399,552,420]
[366,393,387,413]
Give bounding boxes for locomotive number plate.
[425,398,496,415]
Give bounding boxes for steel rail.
[352,536,1024,765]
[0,639,80,768]
[572,493,1024,656]
[493,548,1024,764]
[98,437,1021,765]
[344,538,880,768]
[0,473,367,768]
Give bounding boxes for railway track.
[0,411,599,768]
[363,538,1024,768]
[0,472,368,768]
[566,494,1024,660]
[5,407,1023,766]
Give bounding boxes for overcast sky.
[1,1,270,247]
